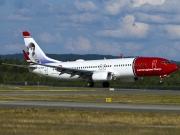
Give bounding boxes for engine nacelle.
[121,77,138,82]
[92,71,113,81]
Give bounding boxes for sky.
[0,0,180,61]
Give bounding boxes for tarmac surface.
[0,100,179,112]
[0,89,180,95]
[0,89,179,112]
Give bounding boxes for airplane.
[3,31,179,87]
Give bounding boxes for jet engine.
[92,71,113,81]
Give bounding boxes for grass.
[0,94,180,105]
[0,85,106,91]
[0,108,180,135]
[0,86,179,134]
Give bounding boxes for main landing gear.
[86,82,94,87]
[86,81,110,87]
[102,81,110,88]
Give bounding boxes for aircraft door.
[152,60,157,75]
[152,60,162,75]
[45,67,48,75]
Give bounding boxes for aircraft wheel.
[87,82,94,87]
[102,81,110,87]
[159,78,163,84]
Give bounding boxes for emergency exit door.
[45,67,48,75]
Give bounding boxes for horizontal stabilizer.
[2,63,29,68]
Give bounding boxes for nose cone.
[172,64,178,72]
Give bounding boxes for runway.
[0,100,179,112]
[0,89,180,95]
[0,89,179,112]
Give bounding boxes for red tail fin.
[22,31,31,37]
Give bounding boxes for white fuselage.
[28,58,136,80]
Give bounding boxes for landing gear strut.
[86,82,94,87]
[102,81,110,87]
[159,78,163,84]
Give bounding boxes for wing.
[38,63,93,78]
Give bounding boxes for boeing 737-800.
[3,31,178,87]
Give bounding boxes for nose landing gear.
[159,78,163,84]
[159,74,169,84]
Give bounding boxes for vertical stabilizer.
[22,31,60,63]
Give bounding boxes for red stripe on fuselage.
[133,57,176,77]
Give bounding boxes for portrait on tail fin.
[27,42,40,63]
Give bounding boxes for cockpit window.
[162,61,171,64]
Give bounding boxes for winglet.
[22,31,31,37]
[22,50,31,62]
[120,54,124,58]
